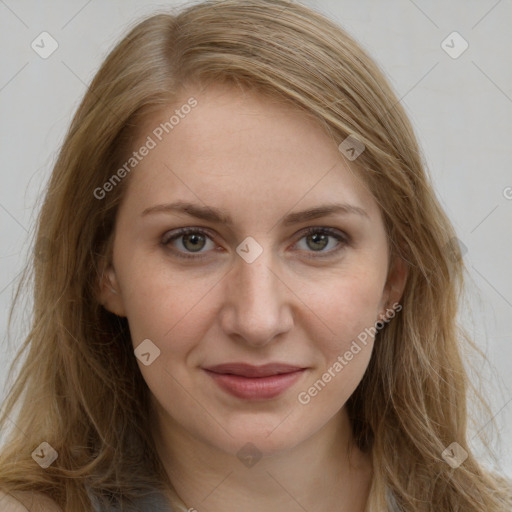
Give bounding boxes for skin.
[99,82,407,512]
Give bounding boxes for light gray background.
[1,0,511,477]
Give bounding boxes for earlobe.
[97,265,127,317]
[380,255,408,318]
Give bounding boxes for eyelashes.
[162,227,216,259]
[161,226,350,261]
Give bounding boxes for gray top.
[386,489,402,511]
[88,485,401,511]
[88,489,174,512]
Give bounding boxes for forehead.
[120,82,380,221]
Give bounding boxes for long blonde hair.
[1,1,510,510]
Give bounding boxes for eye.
[293,227,349,257]
[161,227,216,260]
[162,226,349,260]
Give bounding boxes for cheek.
[119,266,215,403]
[295,273,381,413]
[298,266,386,355]
[116,252,220,347]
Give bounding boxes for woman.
[0,0,510,510]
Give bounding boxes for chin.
[206,415,314,458]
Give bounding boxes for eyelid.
[161,226,213,245]
[161,226,350,259]
[292,226,349,257]
[296,226,350,244]
[161,227,215,260]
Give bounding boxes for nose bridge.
[222,241,292,345]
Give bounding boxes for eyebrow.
[141,200,369,225]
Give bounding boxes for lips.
[203,363,307,400]
[204,363,304,377]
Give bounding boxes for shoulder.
[0,490,62,512]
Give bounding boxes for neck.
[151,403,373,512]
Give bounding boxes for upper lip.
[204,363,306,377]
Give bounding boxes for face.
[99,82,406,457]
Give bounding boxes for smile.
[203,363,308,400]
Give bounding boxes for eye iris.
[183,233,206,252]
[174,230,336,254]
[307,233,328,251]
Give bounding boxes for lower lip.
[204,369,306,400]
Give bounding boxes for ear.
[97,264,127,317]
[379,253,408,319]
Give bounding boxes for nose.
[219,245,294,348]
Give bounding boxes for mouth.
[202,363,307,400]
